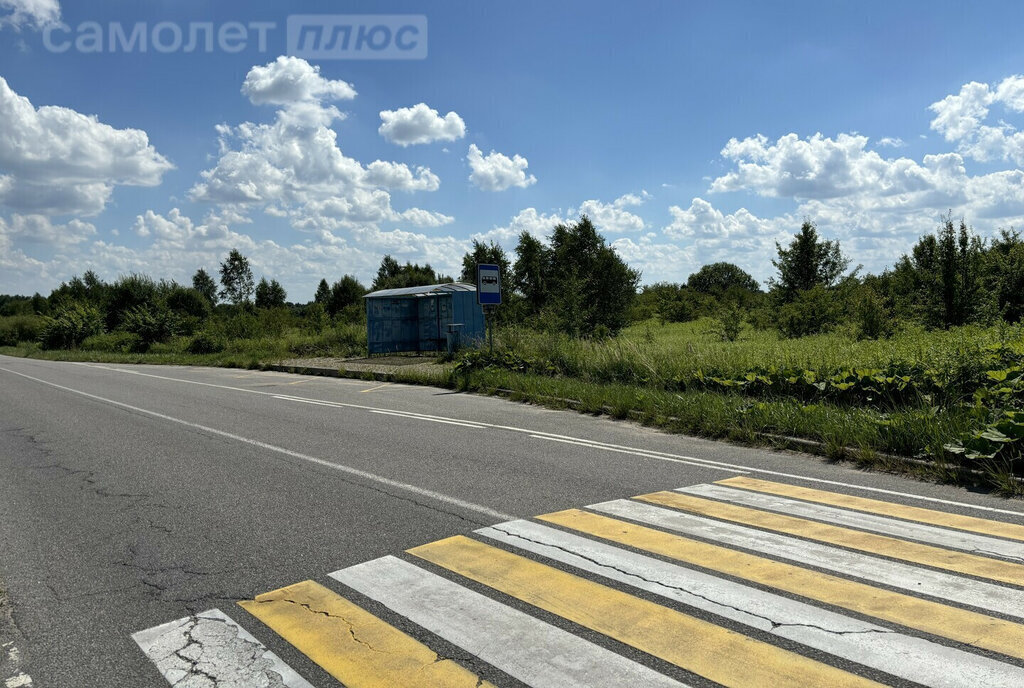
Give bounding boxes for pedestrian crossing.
[133,477,1024,687]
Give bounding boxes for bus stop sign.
[477,264,501,305]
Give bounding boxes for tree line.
[3,211,1024,351]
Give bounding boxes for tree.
[770,221,850,303]
[255,277,287,309]
[219,249,254,306]
[314,278,331,306]
[687,262,760,296]
[192,269,218,306]
[545,215,641,336]
[513,231,550,317]
[905,215,983,327]
[328,275,366,316]
[371,254,447,291]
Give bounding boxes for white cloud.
[0,0,59,30]
[241,56,356,105]
[364,161,440,192]
[190,57,447,233]
[709,132,954,202]
[928,75,1024,165]
[576,192,648,233]
[877,137,905,148]
[473,207,567,245]
[0,206,471,300]
[2,213,95,244]
[378,103,466,146]
[467,144,537,191]
[0,77,173,216]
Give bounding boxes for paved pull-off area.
[1,356,1023,687]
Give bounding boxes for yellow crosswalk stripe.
[539,508,1024,660]
[238,580,494,688]
[409,535,883,688]
[717,476,1024,542]
[637,491,1024,586]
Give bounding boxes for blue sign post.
[476,264,500,352]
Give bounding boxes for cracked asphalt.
[1,355,1023,687]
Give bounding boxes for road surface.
[1,355,1023,687]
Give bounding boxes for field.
[439,319,1024,494]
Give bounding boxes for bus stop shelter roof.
[364,282,477,299]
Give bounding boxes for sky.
[3,1,1024,301]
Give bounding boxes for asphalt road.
[1,355,1023,687]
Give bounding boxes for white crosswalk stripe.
[678,483,1024,561]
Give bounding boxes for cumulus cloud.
[929,75,1024,165]
[877,137,905,148]
[378,103,466,146]
[0,0,59,30]
[0,213,95,246]
[191,56,448,233]
[0,77,173,216]
[576,192,649,233]
[467,144,537,191]
[242,56,356,105]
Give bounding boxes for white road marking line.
[0,367,513,522]
[330,555,687,688]
[479,520,1024,688]
[529,435,748,472]
[4,674,32,688]
[368,409,485,429]
[678,484,1024,561]
[132,608,313,688]
[49,362,1024,518]
[590,499,1024,619]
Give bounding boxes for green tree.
[984,229,1024,322]
[255,278,287,309]
[192,268,218,306]
[219,249,254,306]
[770,221,851,303]
[905,215,983,327]
[314,278,331,306]
[328,275,366,316]
[687,262,760,296]
[513,231,550,317]
[371,254,447,291]
[546,215,640,336]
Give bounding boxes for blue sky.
[3,1,1024,300]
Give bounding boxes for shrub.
[713,303,744,342]
[121,305,180,349]
[187,330,226,354]
[853,286,892,340]
[0,314,44,346]
[776,286,841,338]
[39,303,105,349]
[165,286,212,319]
[224,312,260,339]
[81,331,142,353]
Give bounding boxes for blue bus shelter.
[364,283,486,355]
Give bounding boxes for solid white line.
[529,435,748,473]
[132,608,313,688]
[679,484,1024,561]
[45,362,1024,518]
[479,520,1024,688]
[589,499,1024,620]
[330,555,687,688]
[0,366,513,522]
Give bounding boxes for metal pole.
[488,307,494,354]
